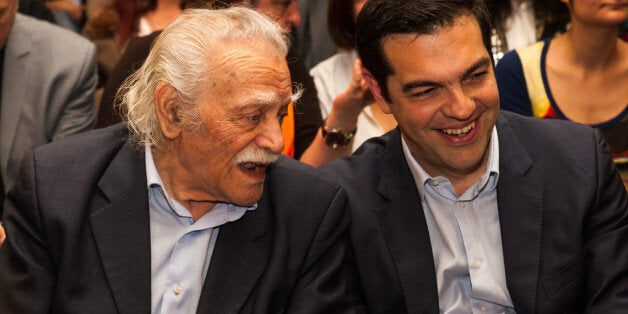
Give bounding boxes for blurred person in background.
[18,0,55,22]
[485,0,570,63]
[310,0,396,153]
[45,0,86,32]
[295,0,336,69]
[115,0,183,47]
[495,0,628,188]
[0,0,96,211]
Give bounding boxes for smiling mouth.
[440,121,476,136]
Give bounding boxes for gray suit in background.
[1,13,97,194]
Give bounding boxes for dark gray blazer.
[323,111,628,313]
[0,13,97,193]
[0,124,356,313]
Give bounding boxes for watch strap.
[321,123,357,149]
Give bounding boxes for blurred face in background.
[255,0,301,31]
[0,0,17,49]
[562,0,628,26]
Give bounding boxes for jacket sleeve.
[286,186,365,313]
[0,152,56,313]
[583,130,628,312]
[52,41,97,140]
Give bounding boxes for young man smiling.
[323,0,628,312]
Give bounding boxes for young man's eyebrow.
[460,57,491,79]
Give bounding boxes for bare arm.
[0,224,5,247]
[300,59,373,167]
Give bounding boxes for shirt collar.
[402,126,500,200]
[144,143,256,227]
[145,143,165,192]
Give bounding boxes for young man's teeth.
[442,121,475,136]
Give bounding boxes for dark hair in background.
[115,0,158,46]
[116,0,247,46]
[328,0,357,50]
[485,0,570,41]
[356,0,491,101]
[182,0,244,9]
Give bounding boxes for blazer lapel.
[496,115,544,313]
[196,189,271,313]
[90,142,152,314]
[0,16,31,180]
[375,130,439,312]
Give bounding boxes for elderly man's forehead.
[232,89,292,109]
[201,42,291,96]
[210,40,286,70]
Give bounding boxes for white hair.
[118,7,290,148]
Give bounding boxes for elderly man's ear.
[154,82,183,140]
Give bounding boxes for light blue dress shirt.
[402,128,515,313]
[145,145,256,314]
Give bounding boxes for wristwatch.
[321,123,357,150]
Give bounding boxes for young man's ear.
[361,66,392,114]
[154,82,183,140]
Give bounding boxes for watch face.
[324,131,350,149]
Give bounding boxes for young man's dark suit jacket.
[322,110,628,313]
[0,124,356,313]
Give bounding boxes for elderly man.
[98,0,321,161]
[99,0,364,167]
[323,0,628,312]
[0,8,355,313]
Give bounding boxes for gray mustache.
[235,146,280,165]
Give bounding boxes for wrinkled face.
[255,0,301,31]
[563,0,628,25]
[175,42,292,206]
[365,15,499,180]
[0,0,17,49]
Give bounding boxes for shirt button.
[459,202,465,208]
[432,180,440,186]
[173,284,183,295]
[473,260,482,268]
[480,305,488,312]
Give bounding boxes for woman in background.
[485,0,570,63]
[495,0,628,188]
[309,0,396,153]
[116,0,182,47]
